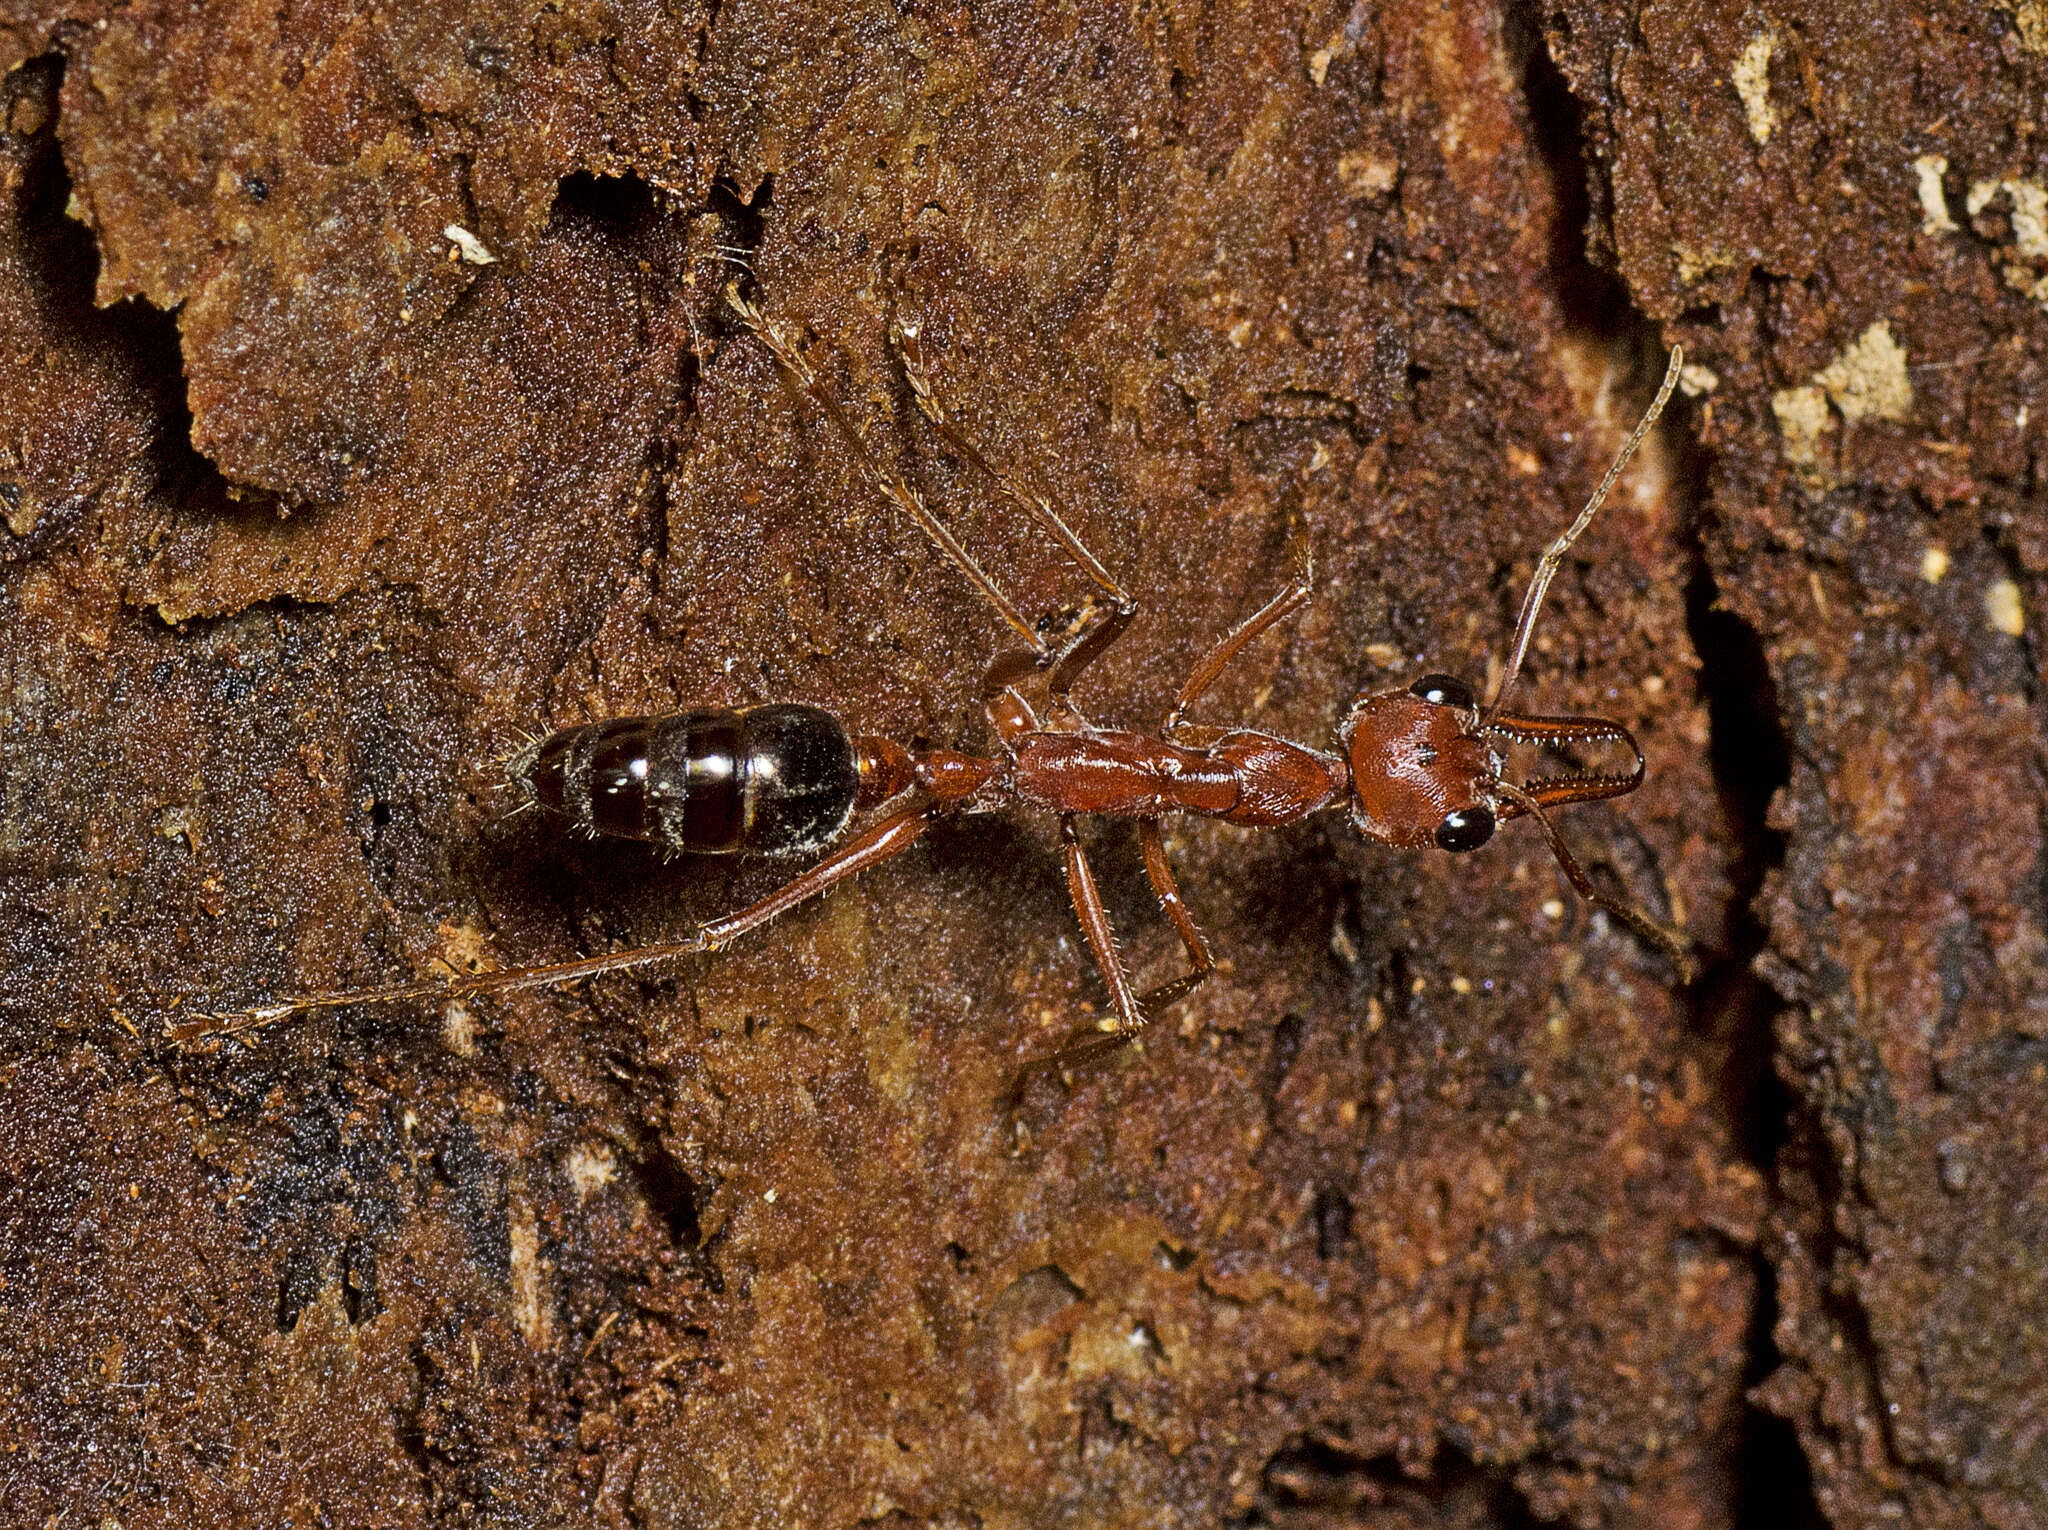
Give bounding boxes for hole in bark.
[1510,6,1627,336]
[1311,1187,1353,1260]
[1685,563,1793,1157]
[1688,569,1821,1529]
[1251,1439,1545,1526]
[633,1144,704,1250]
[340,1233,383,1325]
[550,169,659,238]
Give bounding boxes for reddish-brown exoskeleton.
[173,299,1690,1048]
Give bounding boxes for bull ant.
[172,300,1691,1051]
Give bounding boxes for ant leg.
[1043,600,1136,712]
[1060,816,1146,1037]
[984,675,1041,746]
[1133,819,1214,1018]
[982,603,1131,734]
[724,287,1047,656]
[891,316,1140,714]
[1004,818,1151,1094]
[1492,780,1697,983]
[1161,574,1314,737]
[892,316,1135,611]
[172,801,940,1043]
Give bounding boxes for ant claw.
[1001,1024,1141,1110]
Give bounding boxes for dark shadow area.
[1510,11,1822,1525]
[1684,565,1794,1162]
[1242,1437,1549,1527]
[633,1141,705,1251]
[1680,381,1816,1530]
[706,170,772,269]
[5,52,263,536]
[1507,7,1628,338]
[549,168,661,239]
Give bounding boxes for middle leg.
[1060,815,1145,1038]
[1006,817,1211,1096]
[1134,818,1215,1018]
[1161,574,1314,737]
[998,815,1152,1092]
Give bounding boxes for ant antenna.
[1483,345,1683,725]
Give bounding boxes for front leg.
[1162,574,1313,738]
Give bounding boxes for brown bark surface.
[0,1,2039,1525]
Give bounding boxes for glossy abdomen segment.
[510,704,859,855]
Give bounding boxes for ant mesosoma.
[171,301,1691,1051]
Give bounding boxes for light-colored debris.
[441,1001,477,1057]
[1920,545,1950,585]
[509,1202,553,1347]
[1771,384,1832,467]
[565,1143,617,1202]
[1986,578,2026,637]
[1996,0,2048,55]
[1772,321,1915,474]
[1966,176,2048,307]
[1814,320,1913,426]
[1336,149,1400,201]
[444,223,498,264]
[1915,155,1957,235]
[1678,363,1720,398]
[1968,176,2048,257]
[1306,21,1355,86]
[1673,243,1739,288]
[1732,31,1777,146]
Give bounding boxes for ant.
[171,298,1691,1052]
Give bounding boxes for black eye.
[1434,806,1495,853]
[1409,673,1475,710]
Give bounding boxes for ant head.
[1336,673,1502,853]
[1322,348,1693,972]
[1334,347,1685,857]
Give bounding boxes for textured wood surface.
[2,2,2041,1525]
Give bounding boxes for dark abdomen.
[510,704,859,856]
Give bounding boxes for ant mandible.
[171,296,1691,1049]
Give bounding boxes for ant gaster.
[172,302,1691,1048]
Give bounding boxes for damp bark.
[0,1,2039,1526]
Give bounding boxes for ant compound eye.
[1409,674,1475,710]
[1434,806,1495,853]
